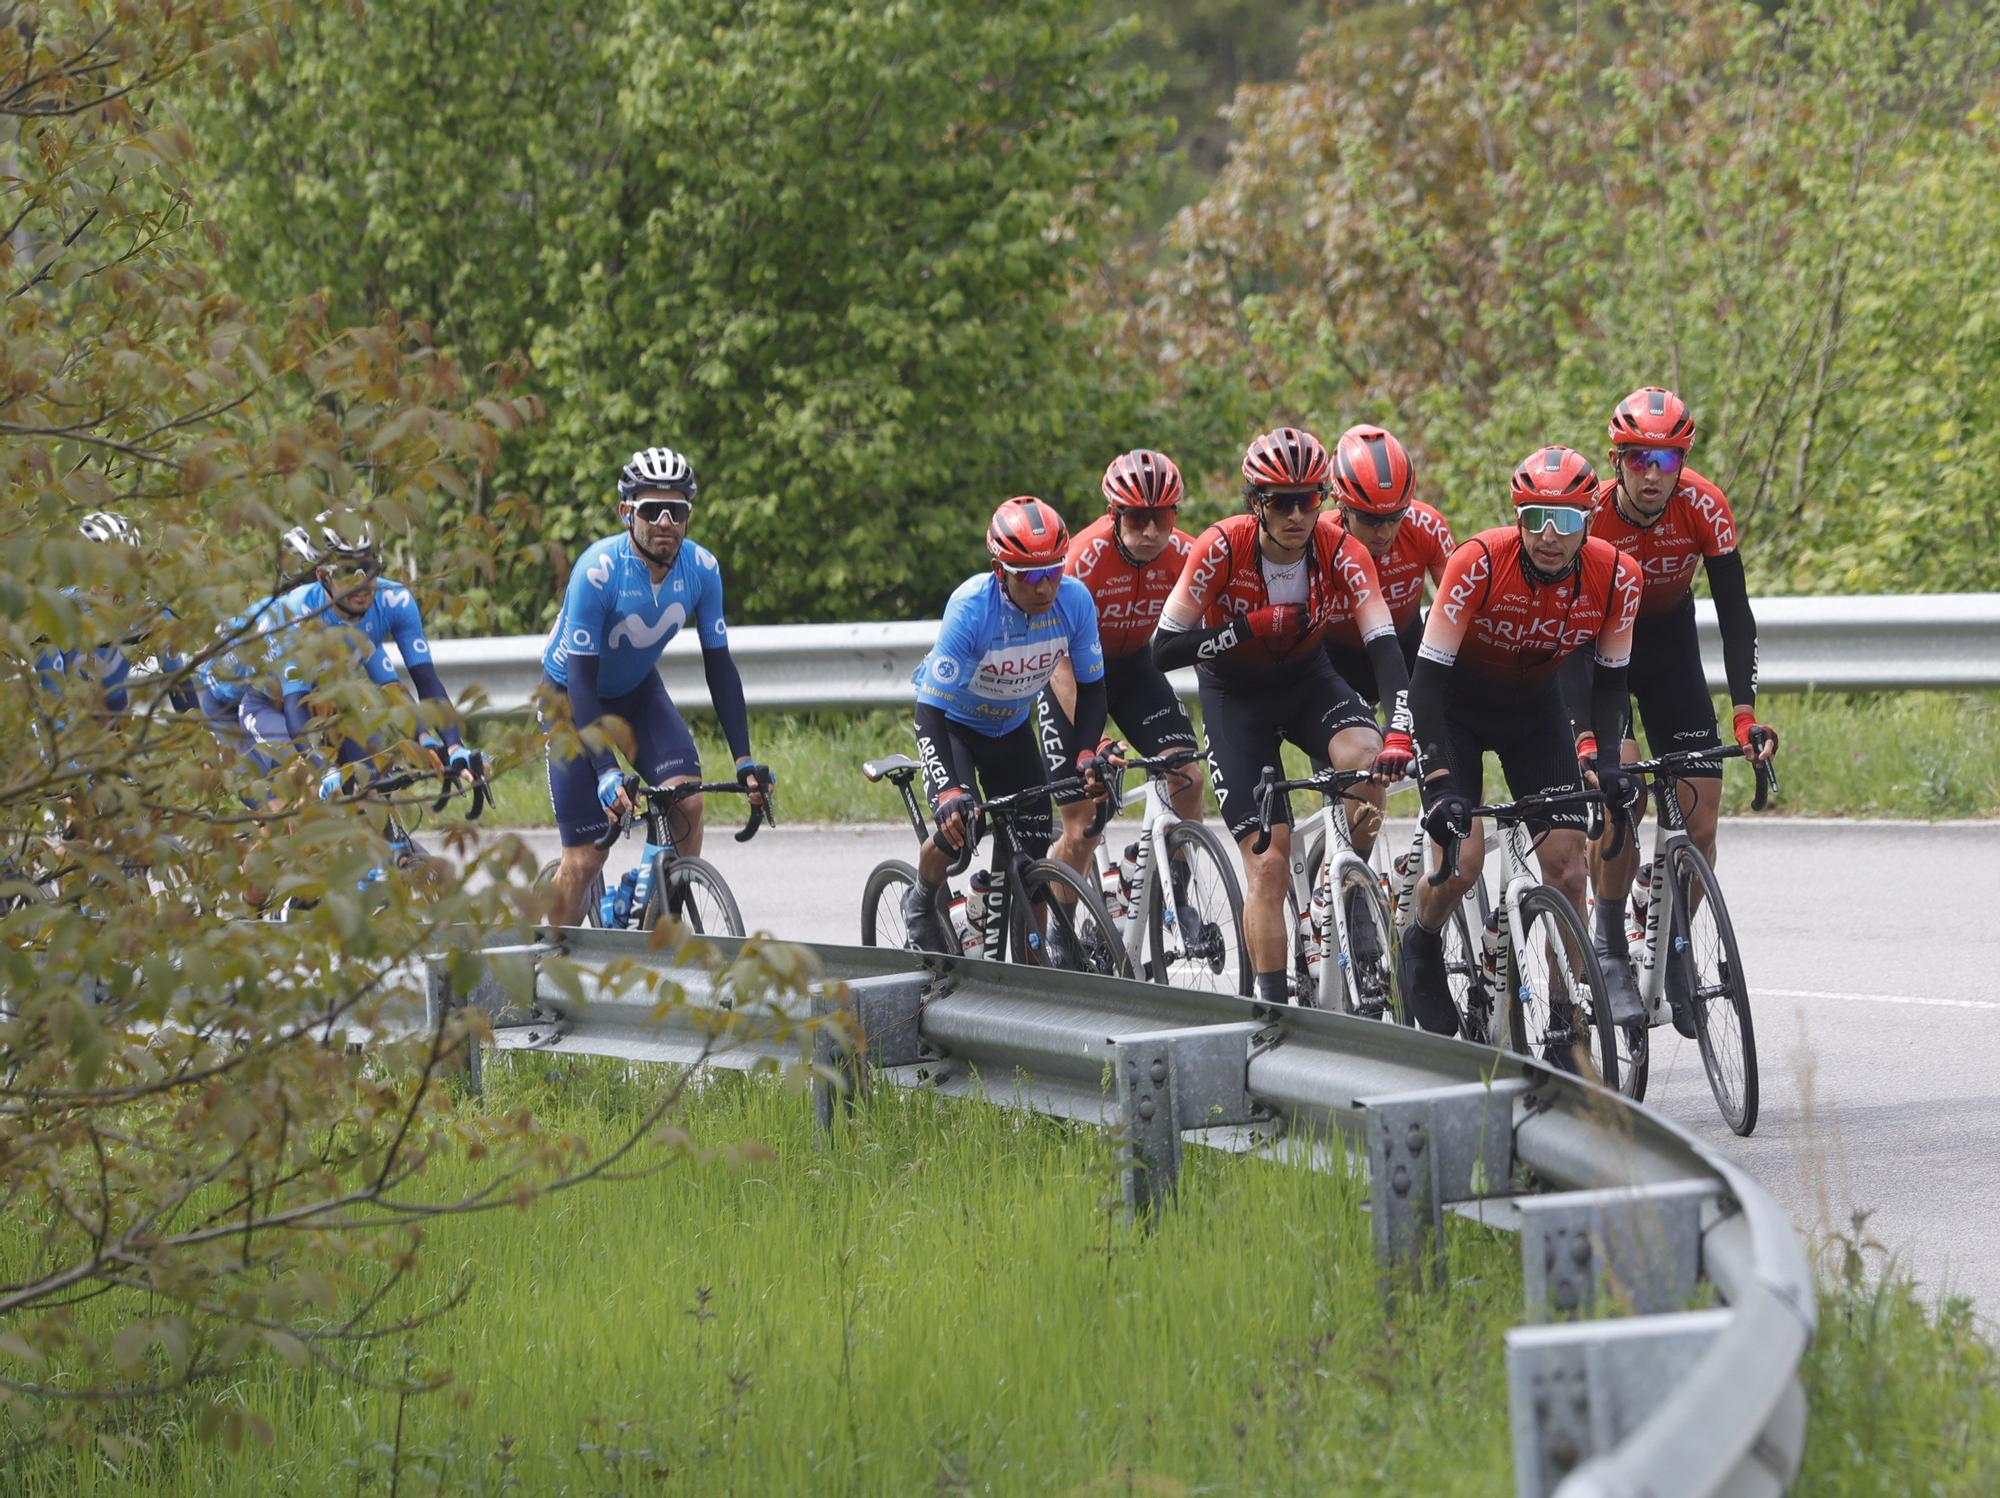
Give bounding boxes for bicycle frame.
[594,776,770,930]
[1093,769,1185,970]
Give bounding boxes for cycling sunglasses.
[1518,504,1592,536]
[1340,504,1410,528]
[999,562,1064,584]
[1120,505,1180,529]
[1618,446,1685,474]
[631,496,693,526]
[1255,487,1325,516]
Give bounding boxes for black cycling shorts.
[1039,652,1198,807]
[1624,596,1722,778]
[914,713,1052,857]
[1426,682,1586,834]
[1323,613,1423,710]
[1199,656,1379,841]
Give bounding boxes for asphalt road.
[499,817,2000,1315]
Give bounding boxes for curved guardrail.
[430,592,2000,714]
[430,928,1817,1497]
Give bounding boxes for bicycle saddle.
[862,754,921,783]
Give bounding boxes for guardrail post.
[1506,1309,1730,1496]
[1357,1079,1526,1294]
[1519,1180,1715,1322]
[1109,1022,1262,1224]
[423,942,559,1093]
[812,970,935,1143]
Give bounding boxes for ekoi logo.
[1440,549,1490,624]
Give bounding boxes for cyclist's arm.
[1151,528,1241,671]
[1068,674,1108,753]
[564,652,621,778]
[1556,648,1596,749]
[700,646,752,763]
[1408,539,1489,781]
[1588,552,1641,751]
[379,590,461,748]
[1045,654,1079,720]
[1703,550,1759,714]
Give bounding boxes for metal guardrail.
[430,928,1818,1497]
[432,593,2000,714]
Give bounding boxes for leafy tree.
[1,0,812,1458]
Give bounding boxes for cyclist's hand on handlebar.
[930,786,973,851]
[1419,773,1471,846]
[735,756,774,808]
[1075,738,1124,800]
[596,767,633,819]
[1733,710,1779,763]
[1574,732,1599,787]
[1593,758,1644,818]
[318,765,352,802]
[447,743,483,786]
[1371,728,1416,783]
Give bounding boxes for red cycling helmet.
[1511,446,1598,506]
[1331,425,1415,514]
[1241,426,1331,490]
[1607,386,1696,451]
[987,496,1070,569]
[1102,449,1185,511]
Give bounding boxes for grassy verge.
[9,1070,1998,1492]
[15,1064,1522,1495]
[479,691,2000,828]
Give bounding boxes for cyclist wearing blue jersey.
[540,447,772,926]
[37,513,196,726]
[901,496,1114,954]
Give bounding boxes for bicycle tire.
[1435,899,1486,1038]
[1666,840,1758,1135]
[1323,852,1396,1019]
[640,854,745,938]
[860,859,924,949]
[1144,820,1249,995]
[1013,858,1134,979]
[535,858,606,927]
[1507,886,1620,1092]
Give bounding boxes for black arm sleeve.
[1590,662,1631,754]
[1409,655,1451,780]
[1067,676,1108,755]
[564,654,619,778]
[405,660,463,747]
[1704,551,1759,707]
[1556,649,1596,748]
[1151,618,1245,673]
[701,646,752,762]
[1363,632,1410,728]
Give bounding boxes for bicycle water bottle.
[1305,884,1331,983]
[1479,909,1504,990]
[1630,861,1653,945]
[963,869,996,955]
[1099,857,1127,921]
[610,868,639,927]
[1117,843,1143,907]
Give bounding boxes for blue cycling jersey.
[36,595,181,716]
[912,573,1104,735]
[196,593,288,706]
[266,579,436,696]
[541,534,730,697]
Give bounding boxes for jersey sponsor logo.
[569,627,592,650]
[1098,596,1166,622]
[1186,540,1227,605]
[1478,614,1597,650]
[607,603,686,652]
[379,587,413,609]
[586,554,614,589]
[1439,548,1490,624]
[408,636,430,656]
[696,549,718,571]
[1074,536,1112,576]
[709,617,725,639]
[930,655,962,684]
[973,643,1068,698]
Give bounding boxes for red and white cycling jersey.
[1589,468,1737,616]
[1162,511,1393,681]
[1322,500,1455,648]
[1418,527,1641,688]
[1065,514,1194,660]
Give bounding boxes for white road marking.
[1758,987,2000,1012]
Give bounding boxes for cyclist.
[1151,426,1414,1009]
[37,512,196,724]
[1571,387,1777,1035]
[902,496,1111,955]
[539,448,771,927]
[1040,449,1208,925]
[238,513,478,798]
[1401,446,1644,1037]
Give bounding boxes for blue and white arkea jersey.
[912,572,1104,734]
[541,534,729,697]
[267,579,435,696]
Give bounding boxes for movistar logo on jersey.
[608,604,687,652]
[586,554,614,589]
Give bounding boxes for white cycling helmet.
[618,446,698,504]
[79,511,141,546]
[283,510,377,571]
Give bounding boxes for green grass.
[15,1063,1523,1496]
[479,691,2000,829]
[9,1069,2000,1493]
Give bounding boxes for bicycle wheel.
[1666,841,1758,1135]
[861,859,924,949]
[1324,854,1396,1019]
[1145,821,1249,995]
[535,858,605,927]
[641,854,744,937]
[1507,886,1620,1092]
[1014,858,1134,979]
[1435,899,1486,1038]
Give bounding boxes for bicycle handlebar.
[1426,786,1608,887]
[927,773,1093,876]
[1623,737,1780,813]
[1249,764,1373,856]
[594,775,774,852]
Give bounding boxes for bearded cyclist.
[1152,426,1414,1009]
[1401,447,1644,1038]
[539,447,771,927]
[1568,387,1776,1035]
[1040,450,1208,919]
[903,496,1112,955]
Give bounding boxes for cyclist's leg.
[1492,689,1590,918]
[1320,639,1389,843]
[1302,656,1384,861]
[1634,603,1726,871]
[1037,681,1097,882]
[1200,676,1289,1003]
[627,676,704,854]
[539,674,616,926]
[1403,692,1487,1034]
[1117,661,1204,908]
